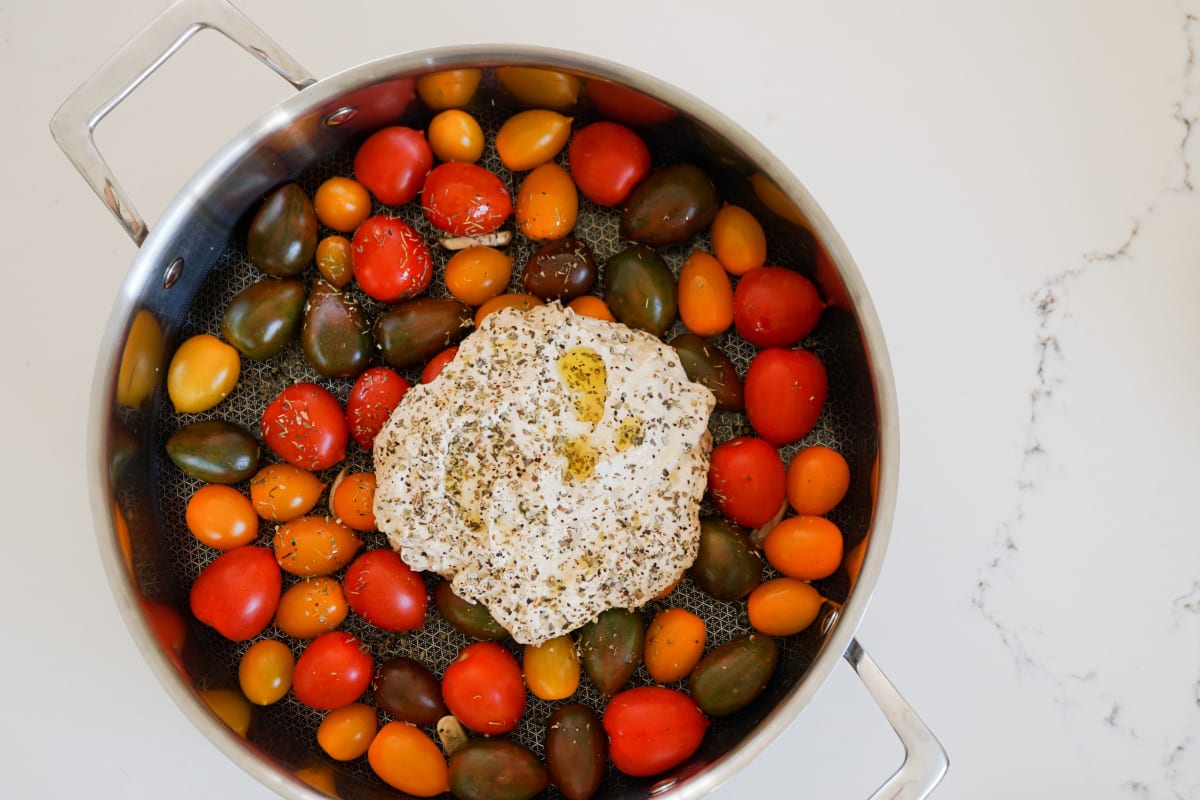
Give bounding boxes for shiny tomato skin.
[293,631,375,711]
[441,641,525,734]
[421,162,513,236]
[421,346,459,384]
[567,122,651,207]
[707,437,787,528]
[346,367,411,451]
[351,215,434,303]
[189,546,282,641]
[733,266,824,348]
[353,126,433,206]
[744,348,828,446]
[343,549,428,632]
[261,382,348,471]
[603,686,709,777]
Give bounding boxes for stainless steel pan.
[52,0,947,797]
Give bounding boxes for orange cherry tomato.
[238,639,295,705]
[566,295,615,322]
[516,162,577,241]
[274,576,349,639]
[444,246,514,306]
[368,721,450,797]
[786,445,851,515]
[200,688,251,737]
[474,293,542,327]
[416,68,482,110]
[316,235,354,288]
[249,463,326,523]
[495,109,573,171]
[495,67,581,108]
[185,484,258,550]
[524,635,581,701]
[643,608,706,684]
[318,703,379,761]
[747,577,823,636]
[677,250,734,336]
[762,515,844,581]
[427,109,485,163]
[314,176,372,233]
[330,471,377,532]
[710,204,767,276]
[272,516,363,577]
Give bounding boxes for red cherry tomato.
[421,162,513,237]
[189,546,282,641]
[346,367,412,451]
[353,126,433,206]
[603,686,709,777]
[707,436,786,528]
[733,266,824,348]
[567,122,651,207]
[343,549,428,632]
[744,348,828,446]
[421,346,459,384]
[351,215,434,303]
[293,631,375,710]
[262,382,349,471]
[441,641,525,734]
[584,80,678,126]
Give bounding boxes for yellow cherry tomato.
[677,250,734,336]
[200,688,251,736]
[249,463,326,523]
[368,722,450,797]
[238,639,295,705]
[644,608,706,684]
[495,67,581,109]
[495,109,573,171]
[274,576,348,639]
[314,176,372,233]
[117,309,164,408]
[711,204,768,276]
[318,703,379,761]
[516,162,577,242]
[566,295,615,322]
[427,109,485,163]
[416,68,482,110]
[186,484,258,550]
[524,635,581,701]
[167,333,240,413]
[316,235,354,288]
[474,293,542,327]
[445,246,513,306]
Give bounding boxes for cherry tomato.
[733,266,824,347]
[353,126,433,206]
[421,162,513,237]
[167,333,240,414]
[602,686,709,777]
[373,657,448,725]
[710,205,767,276]
[442,641,525,734]
[495,67,581,108]
[346,366,412,451]
[274,576,349,639]
[584,79,677,125]
[249,462,325,523]
[416,68,482,110]
[421,346,459,383]
[763,515,844,580]
[496,109,573,171]
[747,577,823,636]
[316,234,354,288]
[330,470,377,532]
[786,445,851,515]
[238,639,294,705]
[351,215,434,303]
[273,516,363,577]
[427,108,485,163]
[516,162,577,241]
[200,688,252,736]
[317,702,378,761]
[566,295,616,322]
[743,348,828,446]
[643,608,706,684]
[185,484,258,549]
[261,382,348,471]
[524,635,581,701]
[314,176,372,233]
[677,250,734,337]
[368,721,450,797]
[444,246,513,306]
[707,436,786,528]
[293,631,375,710]
[567,121,651,207]
[474,293,542,327]
[189,546,281,641]
[343,549,427,632]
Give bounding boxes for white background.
[5,0,1200,798]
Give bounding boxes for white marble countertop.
[5,0,1199,797]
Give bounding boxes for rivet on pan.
[820,605,841,636]
[649,777,680,796]
[162,257,184,289]
[324,106,358,126]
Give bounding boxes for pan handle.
[49,0,316,246]
[845,639,948,799]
